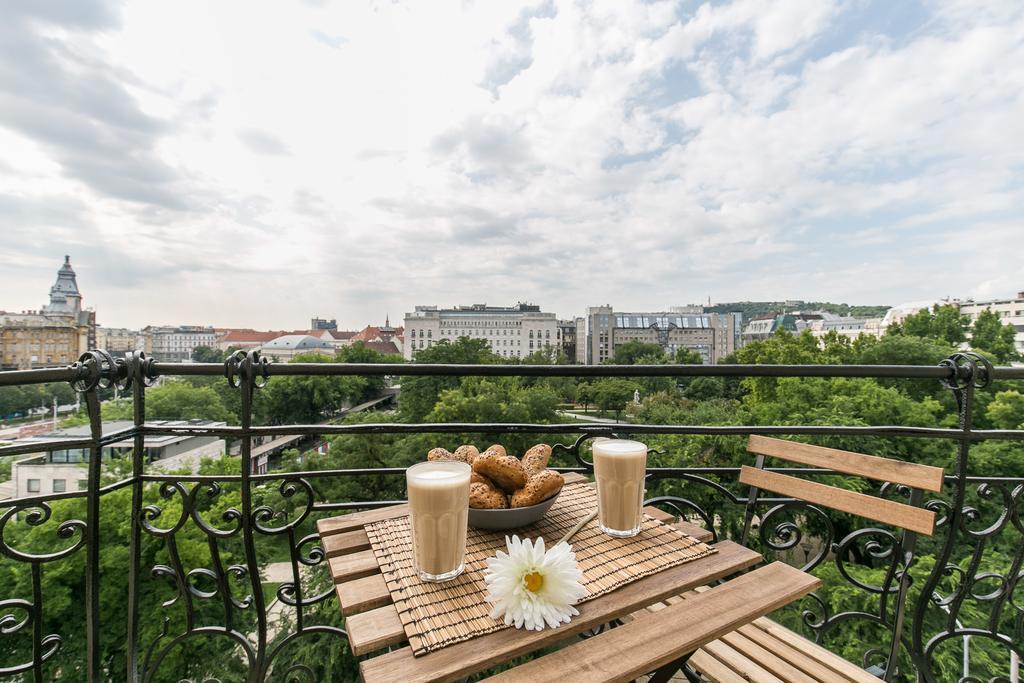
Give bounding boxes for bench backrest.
[739,435,944,536]
[737,435,944,682]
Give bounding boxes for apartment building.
[145,325,218,361]
[404,303,558,360]
[960,290,1024,355]
[3,420,226,499]
[585,306,741,364]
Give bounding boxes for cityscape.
[1,0,1022,681]
[4,255,1022,371]
[1,255,1021,682]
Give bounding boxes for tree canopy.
[399,338,497,421]
[894,303,968,345]
[607,340,666,365]
[970,308,1020,362]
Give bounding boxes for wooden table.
[317,474,821,683]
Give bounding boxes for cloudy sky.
[1,0,1022,330]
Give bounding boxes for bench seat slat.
[752,617,880,682]
[717,629,818,683]
[699,639,786,683]
[688,648,749,683]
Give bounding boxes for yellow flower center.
[523,571,544,593]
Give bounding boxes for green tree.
[519,347,578,403]
[399,338,498,421]
[575,382,593,413]
[986,390,1024,429]
[853,334,957,403]
[732,330,824,403]
[899,304,967,345]
[632,353,676,395]
[255,352,366,424]
[608,341,666,365]
[428,377,558,426]
[191,345,225,363]
[591,378,639,421]
[100,381,233,423]
[0,382,77,419]
[970,308,1020,361]
[682,376,726,400]
[335,341,401,403]
[674,348,704,364]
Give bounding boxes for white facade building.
[808,317,885,341]
[146,325,218,361]
[960,291,1024,355]
[4,420,226,499]
[403,304,558,360]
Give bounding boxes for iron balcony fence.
[0,350,1021,682]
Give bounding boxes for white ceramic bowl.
[468,490,561,530]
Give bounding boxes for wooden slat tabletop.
[317,471,743,682]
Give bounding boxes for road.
[556,410,634,424]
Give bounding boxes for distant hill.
[706,301,890,319]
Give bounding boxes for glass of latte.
[406,461,471,581]
[592,439,648,537]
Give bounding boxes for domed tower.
[42,255,82,317]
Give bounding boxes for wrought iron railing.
[0,351,1021,682]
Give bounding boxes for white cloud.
[0,0,1022,329]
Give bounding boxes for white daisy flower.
[483,535,587,631]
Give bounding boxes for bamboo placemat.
[363,481,716,656]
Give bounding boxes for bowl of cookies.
[426,443,564,530]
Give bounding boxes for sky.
[0,0,1022,330]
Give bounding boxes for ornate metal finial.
[70,350,126,393]
[939,352,994,391]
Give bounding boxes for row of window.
[26,478,87,493]
[438,320,525,327]
[411,328,560,340]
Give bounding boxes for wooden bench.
[634,435,944,682]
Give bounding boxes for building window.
[53,479,66,493]
[27,479,40,493]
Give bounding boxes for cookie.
[522,443,552,476]
[511,470,564,508]
[427,447,474,466]
[454,444,480,464]
[470,481,508,509]
[472,449,528,492]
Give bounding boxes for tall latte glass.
[592,439,647,537]
[406,461,471,582]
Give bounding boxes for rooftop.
[262,334,334,350]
